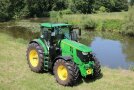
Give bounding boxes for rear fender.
[29,39,48,55]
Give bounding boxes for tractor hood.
[61,39,92,52]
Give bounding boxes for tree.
[130,0,134,6]
[0,0,11,21]
[8,0,26,18]
[52,0,68,11]
[71,0,94,13]
[112,0,128,12]
[93,0,128,12]
[26,0,51,17]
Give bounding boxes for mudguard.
[29,39,48,55]
[54,56,72,61]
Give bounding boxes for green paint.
[61,39,92,52]
[34,38,49,71]
[79,61,94,77]
[60,39,94,77]
[32,39,48,55]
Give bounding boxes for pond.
[80,31,134,69]
[0,19,134,69]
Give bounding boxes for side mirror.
[40,27,51,41]
[71,30,78,41]
[79,28,81,36]
[73,27,81,36]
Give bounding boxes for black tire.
[26,42,44,73]
[92,56,101,78]
[53,59,79,86]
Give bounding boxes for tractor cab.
[40,23,81,45]
[40,23,81,61]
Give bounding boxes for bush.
[129,65,134,71]
[50,11,60,23]
[95,6,107,13]
[102,20,122,31]
[99,6,107,13]
[50,9,74,23]
[59,9,73,15]
[81,18,97,29]
[121,7,134,36]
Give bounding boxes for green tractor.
[26,23,101,86]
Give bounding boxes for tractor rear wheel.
[26,42,44,73]
[53,59,79,86]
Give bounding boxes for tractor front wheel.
[53,59,79,86]
[92,56,101,78]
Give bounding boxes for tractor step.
[44,61,48,65]
[44,56,49,71]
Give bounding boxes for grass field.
[62,12,127,21]
[0,32,134,90]
[50,12,127,31]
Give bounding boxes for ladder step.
[44,67,48,71]
[45,57,49,60]
[44,61,48,64]
[44,69,48,71]
[43,56,49,71]
[44,60,48,65]
[44,63,48,65]
[44,59,48,62]
[44,65,48,67]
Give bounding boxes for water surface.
[80,31,134,69]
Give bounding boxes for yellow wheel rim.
[29,50,39,67]
[57,65,68,80]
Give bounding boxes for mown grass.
[0,32,134,90]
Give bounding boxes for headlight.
[82,52,88,55]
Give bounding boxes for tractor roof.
[40,23,72,28]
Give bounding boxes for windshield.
[54,27,71,39]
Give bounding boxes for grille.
[77,50,93,62]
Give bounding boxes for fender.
[50,56,72,70]
[29,38,48,55]
[52,56,72,68]
[54,56,72,61]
